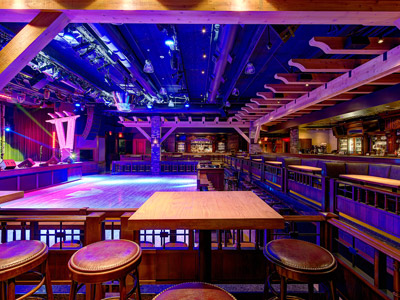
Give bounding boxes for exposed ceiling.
[0,22,399,128]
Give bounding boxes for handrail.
[328,218,400,262]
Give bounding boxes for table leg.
[199,230,211,282]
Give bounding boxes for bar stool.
[0,240,53,300]
[68,240,142,300]
[153,282,236,299]
[264,239,337,300]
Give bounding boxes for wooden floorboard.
[1,175,197,209]
[0,190,24,204]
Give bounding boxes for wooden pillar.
[394,260,400,300]
[289,127,300,154]
[249,123,262,154]
[151,116,161,175]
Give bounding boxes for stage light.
[244,62,255,75]
[232,88,239,96]
[165,39,174,47]
[184,100,190,108]
[225,100,231,108]
[201,70,205,74]
[70,152,76,159]
[147,102,153,109]
[202,26,206,33]
[63,28,76,43]
[5,127,11,132]
[168,99,175,107]
[143,60,154,73]
[74,103,81,107]
[378,36,384,44]
[203,54,207,59]
[160,87,167,95]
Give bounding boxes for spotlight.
[5,126,11,132]
[160,87,167,95]
[74,103,81,107]
[184,100,190,108]
[232,88,239,96]
[244,63,255,75]
[143,60,154,73]
[202,54,207,59]
[168,99,175,107]
[202,26,206,34]
[267,41,272,50]
[201,70,205,74]
[165,39,174,47]
[62,28,76,43]
[147,102,153,109]
[225,100,231,108]
[378,36,384,44]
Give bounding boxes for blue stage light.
[165,39,174,47]
[75,103,81,107]
[5,127,11,132]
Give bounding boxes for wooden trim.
[233,127,250,143]
[135,127,151,141]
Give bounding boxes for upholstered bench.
[0,240,53,300]
[68,240,142,300]
[264,239,337,300]
[153,282,236,300]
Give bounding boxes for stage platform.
[1,174,197,209]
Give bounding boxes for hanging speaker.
[0,159,16,170]
[18,158,35,168]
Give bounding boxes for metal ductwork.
[208,25,238,104]
[88,24,157,97]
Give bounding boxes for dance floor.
[1,175,198,209]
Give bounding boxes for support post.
[249,123,262,154]
[289,127,300,154]
[151,116,161,175]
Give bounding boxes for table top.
[265,161,282,165]
[128,191,284,230]
[289,165,322,172]
[252,159,263,162]
[339,174,400,189]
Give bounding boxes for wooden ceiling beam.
[275,73,400,86]
[1,1,400,25]
[264,84,314,94]
[0,11,69,91]
[250,98,292,106]
[289,58,370,73]
[256,92,301,100]
[309,37,400,55]
[255,45,400,127]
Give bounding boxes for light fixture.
[5,126,11,132]
[74,103,81,107]
[378,36,384,44]
[62,28,76,43]
[165,39,174,47]
[160,87,167,95]
[232,88,239,96]
[143,60,154,73]
[201,70,205,74]
[266,25,272,50]
[184,100,190,108]
[203,53,207,59]
[305,83,309,87]
[244,62,255,75]
[202,26,206,33]
[168,99,175,107]
[225,100,231,108]
[113,91,134,112]
[147,102,153,109]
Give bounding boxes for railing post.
[394,260,400,300]
[374,250,387,290]
[329,178,337,213]
[84,212,105,245]
[120,212,134,241]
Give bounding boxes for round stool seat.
[69,240,141,274]
[265,239,335,273]
[153,282,236,300]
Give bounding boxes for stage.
[1,174,198,208]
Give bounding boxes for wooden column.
[0,11,69,90]
[151,116,161,175]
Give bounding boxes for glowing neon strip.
[339,212,400,244]
[52,131,56,149]
[289,190,322,207]
[265,179,281,188]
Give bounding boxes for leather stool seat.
[264,239,337,299]
[153,282,236,300]
[0,240,53,300]
[68,240,142,300]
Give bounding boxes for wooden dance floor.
[1,175,198,209]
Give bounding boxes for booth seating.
[0,240,53,300]
[68,240,142,300]
[153,282,236,300]
[264,239,337,300]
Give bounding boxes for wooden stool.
[0,240,53,300]
[153,282,236,300]
[264,239,337,300]
[68,240,142,300]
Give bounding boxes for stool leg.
[94,284,102,300]
[119,276,127,300]
[329,281,337,300]
[280,277,287,300]
[308,283,314,300]
[7,278,15,300]
[69,280,78,300]
[43,258,54,300]
[135,268,141,300]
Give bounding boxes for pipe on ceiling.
[208,24,238,104]
[88,24,157,97]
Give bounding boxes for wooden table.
[128,191,284,281]
[289,165,322,174]
[0,191,24,204]
[339,174,400,192]
[265,161,282,166]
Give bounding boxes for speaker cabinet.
[18,158,35,168]
[0,159,16,170]
[46,156,60,165]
